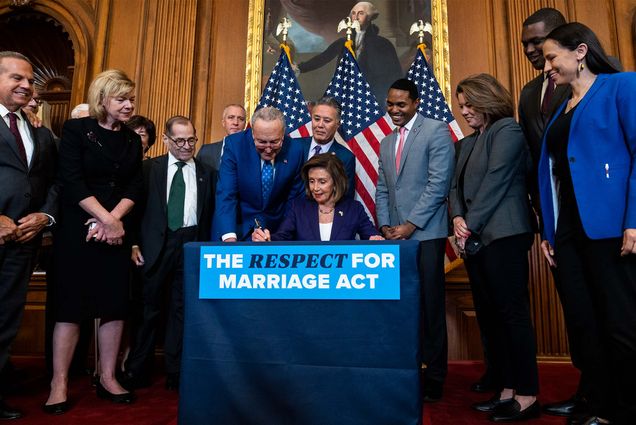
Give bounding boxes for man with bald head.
[0,51,58,419]
[197,104,246,174]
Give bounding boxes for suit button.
[569,157,575,163]
[109,181,116,187]
[114,163,120,169]
[24,192,31,198]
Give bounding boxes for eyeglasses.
[165,134,197,147]
[254,138,283,148]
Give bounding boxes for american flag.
[407,44,464,271]
[407,44,463,142]
[256,46,311,138]
[325,41,392,220]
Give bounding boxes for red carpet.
[8,359,576,424]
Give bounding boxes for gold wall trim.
[244,0,453,115]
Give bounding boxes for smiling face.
[0,57,34,112]
[311,104,340,144]
[542,39,583,86]
[103,92,135,125]
[386,88,419,127]
[308,167,335,205]
[521,21,550,71]
[164,121,197,162]
[457,92,486,132]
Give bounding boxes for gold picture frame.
[244,0,452,115]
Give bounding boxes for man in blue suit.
[299,96,356,198]
[213,106,304,241]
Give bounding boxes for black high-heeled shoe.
[42,400,69,415]
[96,381,135,404]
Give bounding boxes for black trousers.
[554,229,636,424]
[0,241,38,392]
[464,233,538,396]
[125,226,197,377]
[419,238,448,383]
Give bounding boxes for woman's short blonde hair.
[87,69,135,121]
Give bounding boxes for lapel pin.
[338,210,343,216]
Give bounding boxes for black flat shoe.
[490,400,541,422]
[96,381,135,404]
[571,416,611,425]
[42,401,69,415]
[472,395,514,412]
[0,400,22,420]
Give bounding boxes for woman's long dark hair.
[546,22,620,74]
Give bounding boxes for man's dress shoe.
[569,416,611,425]
[0,400,22,420]
[544,395,585,417]
[422,379,443,403]
[118,371,150,391]
[42,401,69,415]
[472,395,515,412]
[96,381,135,404]
[490,400,541,422]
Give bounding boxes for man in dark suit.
[518,9,592,420]
[0,51,58,419]
[375,79,454,403]
[212,106,304,242]
[299,96,356,198]
[197,104,246,174]
[122,116,215,391]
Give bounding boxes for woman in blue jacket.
[539,22,636,425]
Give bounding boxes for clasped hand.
[85,216,124,245]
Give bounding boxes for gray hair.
[313,96,342,122]
[0,51,32,71]
[251,106,286,129]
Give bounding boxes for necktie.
[167,161,186,231]
[395,126,407,171]
[262,160,274,206]
[541,78,555,116]
[8,113,27,165]
[312,145,322,157]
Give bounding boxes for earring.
[576,60,584,78]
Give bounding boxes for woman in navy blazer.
[539,23,636,425]
[252,154,382,241]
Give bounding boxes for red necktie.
[395,126,406,171]
[8,112,27,165]
[541,79,555,116]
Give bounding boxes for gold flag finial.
[276,17,292,44]
[337,17,361,41]
[409,20,432,47]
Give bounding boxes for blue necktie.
[262,161,273,206]
[312,145,322,157]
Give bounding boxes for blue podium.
[179,240,422,425]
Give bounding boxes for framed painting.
[244,0,452,115]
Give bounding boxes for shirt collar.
[402,113,418,132]
[0,104,20,119]
[167,152,195,168]
[310,139,334,153]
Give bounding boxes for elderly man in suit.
[0,51,58,419]
[213,106,304,242]
[299,96,355,198]
[121,116,215,391]
[376,78,454,403]
[196,104,246,174]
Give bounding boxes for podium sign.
[180,241,422,425]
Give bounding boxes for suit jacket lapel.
[23,114,38,171]
[329,202,345,240]
[194,159,208,221]
[154,156,169,215]
[455,132,478,178]
[397,115,422,175]
[0,114,28,169]
[309,201,321,240]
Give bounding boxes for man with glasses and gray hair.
[212,106,304,241]
[120,115,215,392]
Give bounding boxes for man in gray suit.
[376,78,454,402]
[197,104,246,174]
[0,51,58,419]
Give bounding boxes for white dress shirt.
[167,153,197,227]
[394,113,418,156]
[308,139,334,160]
[0,105,34,165]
